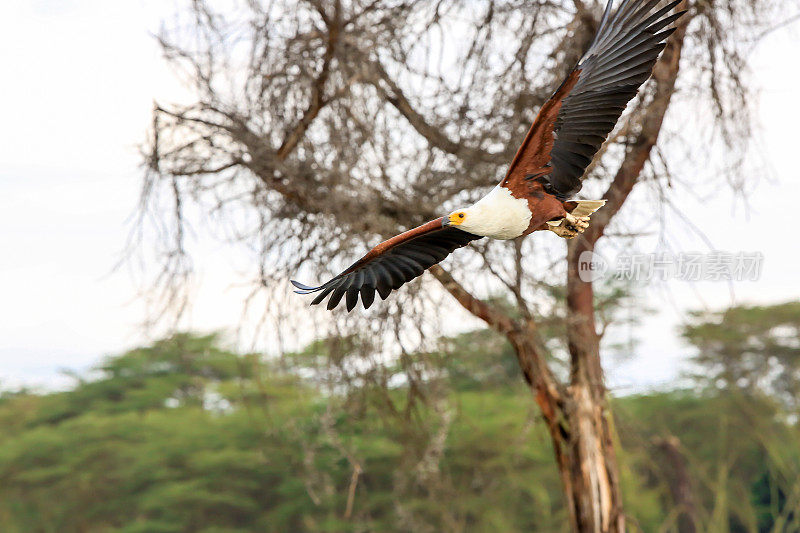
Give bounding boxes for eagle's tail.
[567,199,606,218]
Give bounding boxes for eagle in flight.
[293,0,685,311]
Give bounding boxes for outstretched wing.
[292,219,482,312]
[502,0,685,199]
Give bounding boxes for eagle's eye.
[458,213,465,219]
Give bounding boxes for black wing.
[542,0,685,198]
[292,219,482,312]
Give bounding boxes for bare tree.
[140,0,789,530]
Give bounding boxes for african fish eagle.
[292,0,686,311]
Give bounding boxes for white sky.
[1,1,799,390]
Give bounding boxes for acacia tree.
[141,1,785,530]
[683,302,800,413]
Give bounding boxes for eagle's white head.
[443,186,532,240]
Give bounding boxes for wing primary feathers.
[382,261,407,290]
[371,263,394,299]
[311,285,336,306]
[392,255,425,277]
[326,286,347,311]
[362,268,377,290]
[360,286,376,309]
[290,280,325,294]
[293,222,483,311]
[345,271,365,312]
[587,0,616,51]
[346,287,360,312]
[525,0,685,198]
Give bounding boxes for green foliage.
[0,334,319,532]
[0,313,798,531]
[432,329,522,391]
[683,302,800,411]
[615,390,800,532]
[29,333,252,425]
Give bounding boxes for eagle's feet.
[547,213,590,239]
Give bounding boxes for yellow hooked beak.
[445,212,466,226]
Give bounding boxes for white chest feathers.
[458,186,532,240]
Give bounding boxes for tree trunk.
[434,267,625,532]
[558,388,624,532]
[524,332,624,532]
[533,372,625,533]
[432,7,690,531]
[529,232,625,533]
[654,436,698,533]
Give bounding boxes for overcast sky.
[2,1,799,390]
